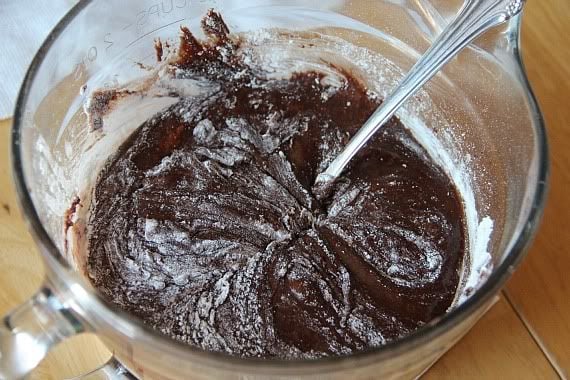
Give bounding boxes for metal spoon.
[314,0,526,194]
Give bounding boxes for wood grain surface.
[0,0,568,378]
[504,0,570,377]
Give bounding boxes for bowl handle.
[0,283,84,379]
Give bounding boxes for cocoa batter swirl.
[86,10,464,358]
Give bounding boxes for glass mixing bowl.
[2,0,548,379]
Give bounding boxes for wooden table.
[0,1,568,378]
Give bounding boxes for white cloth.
[0,0,76,119]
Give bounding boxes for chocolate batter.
[85,11,464,358]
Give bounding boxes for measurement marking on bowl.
[104,33,114,51]
[127,18,186,48]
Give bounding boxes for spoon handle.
[318,0,525,182]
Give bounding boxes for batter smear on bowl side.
[82,10,465,359]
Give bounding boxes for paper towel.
[0,0,77,119]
